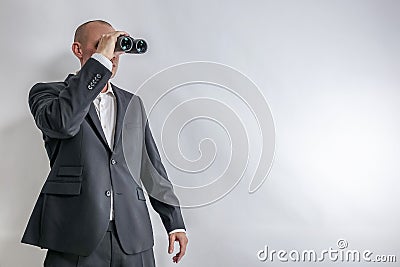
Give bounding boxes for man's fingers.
[177,237,187,260]
[96,31,130,60]
[173,254,180,263]
[169,233,188,263]
[168,234,176,254]
[108,31,129,40]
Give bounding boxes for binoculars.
[115,36,147,54]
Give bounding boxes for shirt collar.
[96,82,114,99]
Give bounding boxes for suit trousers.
[43,220,156,267]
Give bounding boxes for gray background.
[1,0,399,266]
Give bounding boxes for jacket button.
[105,190,111,197]
[111,159,116,165]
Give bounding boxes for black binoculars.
[115,36,147,54]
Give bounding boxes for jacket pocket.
[42,181,82,195]
[51,165,84,182]
[137,187,146,201]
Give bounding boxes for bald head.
[74,20,113,45]
[72,20,121,78]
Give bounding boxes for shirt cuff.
[91,53,112,72]
[168,229,186,235]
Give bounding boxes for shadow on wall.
[0,52,78,266]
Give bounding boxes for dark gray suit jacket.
[21,58,186,256]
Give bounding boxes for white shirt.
[93,82,116,221]
[90,53,185,235]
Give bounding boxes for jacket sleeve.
[28,58,112,139]
[138,96,186,233]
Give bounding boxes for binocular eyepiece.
[115,36,147,54]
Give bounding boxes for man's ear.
[72,42,83,59]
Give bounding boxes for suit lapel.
[111,83,128,151]
[85,84,129,153]
[87,102,110,151]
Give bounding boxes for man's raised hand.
[96,31,129,60]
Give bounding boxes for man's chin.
[111,71,117,79]
[111,67,118,78]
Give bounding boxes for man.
[21,20,188,267]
